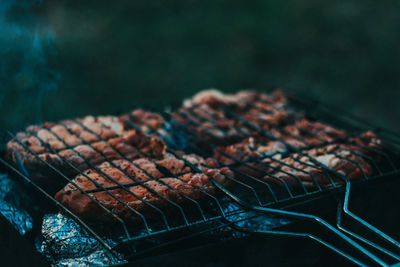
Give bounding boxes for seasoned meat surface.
[119,109,165,133]
[172,90,302,146]
[213,119,349,166]
[55,158,233,221]
[249,132,381,188]
[173,90,353,151]
[174,90,381,189]
[4,89,385,225]
[183,89,287,111]
[6,110,166,188]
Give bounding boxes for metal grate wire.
[1,91,400,265]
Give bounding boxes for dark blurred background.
[1,0,399,133]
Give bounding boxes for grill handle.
[226,220,366,266]
[214,180,391,266]
[342,182,400,249]
[337,199,400,263]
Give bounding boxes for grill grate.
[1,90,400,265]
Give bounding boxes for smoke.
[0,0,59,132]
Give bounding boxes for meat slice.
[259,132,381,188]
[174,90,351,155]
[119,109,165,133]
[6,110,166,188]
[182,89,288,112]
[55,158,233,221]
[212,119,349,165]
[270,119,347,148]
[172,90,302,147]
[209,130,381,189]
[173,89,381,188]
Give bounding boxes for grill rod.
[133,113,393,266]
[286,96,400,255]
[130,116,369,265]
[185,104,400,261]
[214,179,381,266]
[219,105,400,262]
[3,90,398,264]
[167,104,400,264]
[0,157,123,261]
[336,200,400,262]
[222,217,366,266]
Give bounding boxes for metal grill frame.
[0,90,399,265]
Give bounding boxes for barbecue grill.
[0,90,399,266]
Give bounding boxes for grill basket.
[1,91,399,266]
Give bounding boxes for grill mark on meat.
[258,132,381,188]
[173,90,303,146]
[55,159,233,221]
[209,117,354,169]
[174,132,378,191]
[4,89,385,225]
[6,110,166,188]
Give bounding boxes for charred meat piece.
[182,89,288,111]
[172,90,302,146]
[259,132,381,188]
[211,131,381,188]
[213,119,349,165]
[173,90,349,153]
[119,109,165,133]
[270,119,347,148]
[6,110,166,189]
[55,157,233,221]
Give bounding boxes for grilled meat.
[6,110,166,189]
[272,119,347,148]
[256,132,381,188]
[119,109,165,133]
[55,157,233,221]
[213,119,349,166]
[172,89,382,189]
[4,88,385,224]
[182,89,287,111]
[172,90,302,147]
[174,90,350,151]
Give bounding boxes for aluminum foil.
[37,202,291,266]
[211,202,292,239]
[0,139,292,266]
[0,172,126,265]
[0,170,292,265]
[38,213,126,266]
